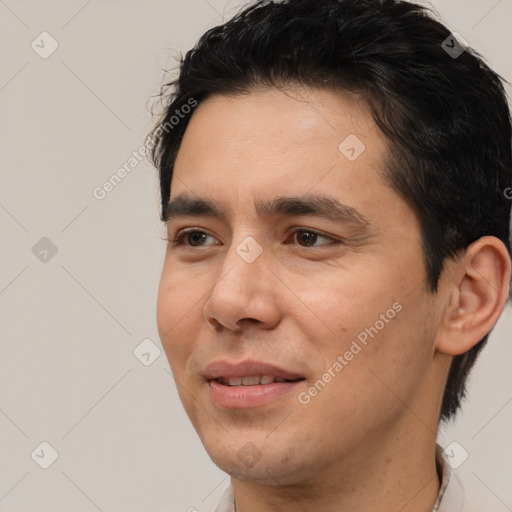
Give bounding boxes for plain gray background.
[0,1,511,511]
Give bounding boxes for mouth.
[206,374,306,409]
[214,375,306,386]
[204,359,306,409]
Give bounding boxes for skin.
[156,85,511,512]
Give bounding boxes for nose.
[202,237,280,332]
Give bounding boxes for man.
[149,1,511,510]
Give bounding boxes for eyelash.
[167,228,340,249]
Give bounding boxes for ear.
[436,236,511,356]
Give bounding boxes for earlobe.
[436,236,511,356]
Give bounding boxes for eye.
[289,229,338,248]
[171,229,219,247]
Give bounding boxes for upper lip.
[204,360,305,381]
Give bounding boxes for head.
[151,0,511,484]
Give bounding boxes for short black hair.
[149,0,512,422]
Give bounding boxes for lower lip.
[208,379,304,409]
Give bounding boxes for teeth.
[225,377,242,386]
[241,375,261,386]
[218,375,292,386]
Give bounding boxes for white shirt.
[209,444,466,512]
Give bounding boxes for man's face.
[157,86,443,484]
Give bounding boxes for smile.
[216,375,304,386]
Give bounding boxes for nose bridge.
[214,232,266,295]
[204,231,271,329]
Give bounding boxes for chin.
[203,437,312,486]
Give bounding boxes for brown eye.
[292,229,335,247]
[175,230,218,247]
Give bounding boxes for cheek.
[295,266,432,390]
[340,295,435,410]
[287,266,396,349]
[156,266,199,370]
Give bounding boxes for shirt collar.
[213,443,465,512]
[434,443,465,512]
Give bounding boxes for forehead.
[179,85,378,147]
[171,86,390,214]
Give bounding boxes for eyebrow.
[163,193,370,229]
